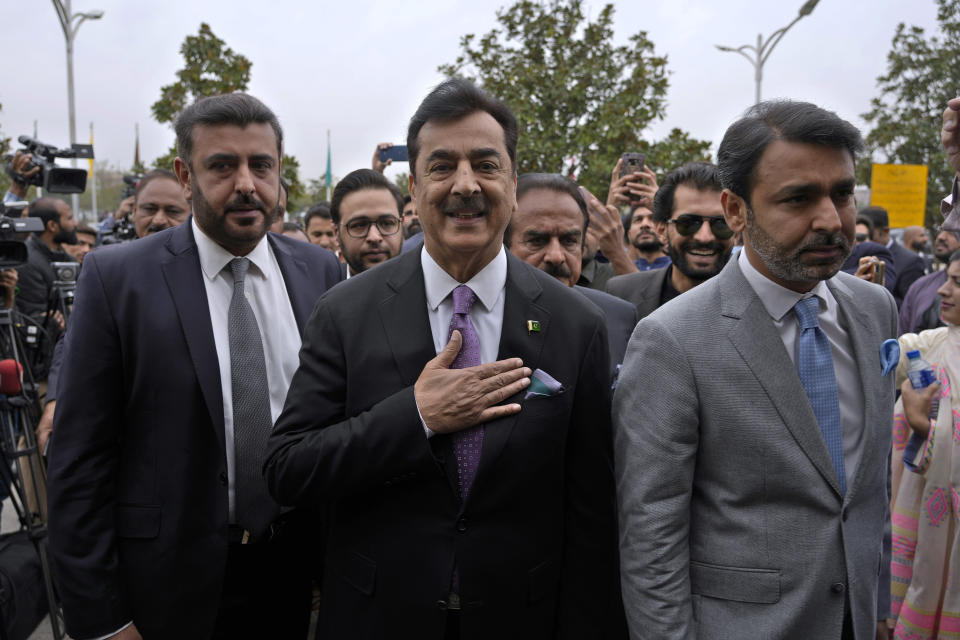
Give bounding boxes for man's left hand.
[0,268,17,309]
[581,186,638,275]
[942,97,960,177]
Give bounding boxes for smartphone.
[872,260,886,286]
[619,152,645,179]
[379,145,408,163]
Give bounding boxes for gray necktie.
[228,257,278,538]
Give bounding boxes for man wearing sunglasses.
[615,101,897,640]
[331,168,405,278]
[606,162,734,320]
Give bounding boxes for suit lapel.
[828,278,882,505]
[469,255,549,501]
[269,234,313,334]
[159,222,225,451]
[721,261,844,498]
[380,250,437,387]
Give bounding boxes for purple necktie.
[448,285,483,498]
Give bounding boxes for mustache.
[441,195,489,215]
[146,223,171,234]
[680,239,725,253]
[224,192,267,214]
[798,233,850,254]
[543,262,572,279]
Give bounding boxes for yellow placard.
[870,164,928,227]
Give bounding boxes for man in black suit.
[606,163,735,320]
[505,172,637,383]
[860,205,924,306]
[47,93,342,640]
[265,78,621,640]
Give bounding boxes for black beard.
[55,228,78,245]
[633,238,661,252]
[667,238,730,282]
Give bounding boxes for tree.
[281,154,307,211]
[0,103,13,197]
[859,0,960,227]
[393,171,410,197]
[151,23,253,169]
[439,0,710,199]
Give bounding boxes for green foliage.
[438,0,710,199]
[393,171,410,197]
[77,162,126,218]
[304,177,335,204]
[151,23,252,127]
[281,154,307,211]
[859,0,960,227]
[0,103,11,197]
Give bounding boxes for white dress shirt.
[418,245,508,437]
[738,250,865,489]
[192,219,301,520]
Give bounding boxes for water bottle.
[906,350,940,420]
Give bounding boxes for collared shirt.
[738,250,865,489]
[192,219,301,521]
[577,256,615,291]
[418,246,507,438]
[634,255,671,271]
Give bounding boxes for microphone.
[0,359,23,394]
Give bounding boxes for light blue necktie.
[794,296,846,495]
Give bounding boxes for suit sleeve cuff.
[415,395,438,439]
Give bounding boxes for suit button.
[436,600,448,610]
[842,509,848,522]
[831,582,845,594]
[456,517,468,533]
[219,471,227,486]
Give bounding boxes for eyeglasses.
[855,233,869,243]
[342,215,401,238]
[666,214,734,240]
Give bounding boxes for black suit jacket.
[889,240,925,306]
[46,222,342,639]
[265,249,620,640]
[604,267,670,321]
[574,285,637,380]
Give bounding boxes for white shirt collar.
[192,217,272,281]
[421,245,507,312]
[738,248,830,322]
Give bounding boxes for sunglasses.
[855,233,868,243]
[667,214,734,240]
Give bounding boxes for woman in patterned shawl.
[891,250,960,639]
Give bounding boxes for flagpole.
[325,129,332,201]
[89,122,97,222]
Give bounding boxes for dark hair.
[134,169,179,203]
[75,224,97,237]
[330,169,403,225]
[304,202,333,229]
[717,100,863,203]
[950,249,960,265]
[855,214,875,239]
[402,194,412,206]
[859,206,889,230]
[281,221,302,233]
[652,162,722,223]
[174,93,283,168]
[28,197,67,235]
[407,77,518,180]
[506,173,588,248]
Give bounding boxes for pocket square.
[880,339,900,377]
[525,368,564,399]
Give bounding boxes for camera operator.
[2,150,40,204]
[15,198,77,318]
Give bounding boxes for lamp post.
[715,0,819,105]
[52,0,103,216]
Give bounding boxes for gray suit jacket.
[604,268,669,320]
[613,258,896,640]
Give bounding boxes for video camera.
[4,136,94,194]
[0,202,44,268]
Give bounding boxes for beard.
[403,219,422,238]
[666,234,731,283]
[55,227,78,246]
[192,181,270,252]
[745,206,850,285]
[633,236,662,252]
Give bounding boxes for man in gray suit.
[614,102,896,640]
[505,172,638,382]
[606,163,735,320]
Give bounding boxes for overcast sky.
[0,0,942,199]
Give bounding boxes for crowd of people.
[1,81,959,640]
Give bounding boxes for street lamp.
[715,0,819,105]
[52,1,103,216]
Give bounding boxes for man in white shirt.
[615,100,897,640]
[47,93,342,640]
